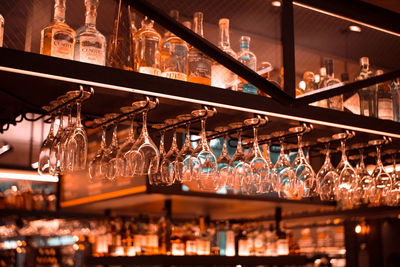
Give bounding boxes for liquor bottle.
[75,0,106,65]
[187,12,212,85]
[376,70,393,120]
[134,17,161,76]
[0,13,4,47]
[40,0,76,60]
[107,0,135,70]
[144,220,159,255]
[160,10,188,81]
[217,221,235,256]
[356,57,376,117]
[323,59,343,111]
[238,36,257,94]
[170,225,185,255]
[265,224,278,256]
[196,217,211,255]
[158,215,172,255]
[211,18,238,90]
[184,223,197,255]
[236,225,250,256]
[257,61,273,97]
[44,187,57,211]
[133,221,145,255]
[303,71,315,93]
[392,78,400,122]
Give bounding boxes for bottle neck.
[54,0,66,23]
[219,25,231,50]
[193,13,204,37]
[85,4,98,27]
[240,41,249,51]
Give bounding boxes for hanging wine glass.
[351,145,372,206]
[116,105,139,177]
[274,134,295,199]
[369,139,393,206]
[315,138,338,201]
[148,123,166,186]
[259,135,278,194]
[332,132,357,209]
[66,90,90,172]
[160,119,180,186]
[100,113,121,181]
[387,153,400,206]
[49,96,67,175]
[289,126,316,199]
[214,126,231,191]
[130,100,159,176]
[38,103,57,176]
[190,109,218,192]
[175,114,194,184]
[227,123,248,194]
[88,118,108,182]
[244,117,270,195]
[59,97,75,175]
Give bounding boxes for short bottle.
[376,70,393,120]
[324,59,343,111]
[75,0,107,66]
[134,17,162,76]
[392,78,400,122]
[238,36,257,95]
[160,10,188,81]
[0,13,4,47]
[40,0,76,60]
[356,57,376,117]
[187,12,212,85]
[211,18,238,90]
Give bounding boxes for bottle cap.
[142,16,154,27]
[219,18,229,28]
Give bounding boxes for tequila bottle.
[40,0,76,60]
[356,57,376,117]
[75,0,106,66]
[187,12,212,85]
[392,78,400,122]
[160,10,188,81]
[238,36,257,94]
[376,70,393,120]
[134,17,161,76]
[107,0,135,70]
[324,59,343,111]
[0,14,4,47]
[211,18,238,90]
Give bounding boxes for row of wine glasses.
[38,89,91,176]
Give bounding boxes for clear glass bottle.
[40,0,76,60]
[356,57,376,117]
[392,78,400,122]
[134,17,161,76]
[0,14,4,47]
[75,0,106,65]
[187,12,212,85]
[196,217,211,255]
[160,10,188,81]
[238,36,257,94]
[211,18,238,90]
[376,70,393,120]
[324,59,343,111]
[107,0,135,70]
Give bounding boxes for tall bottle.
[238,36,257,95]
[356,57,376,117]
[211,18,238,90]
[160,10,188,81]
[324,59,343,111]
[187,12,212,85]
[107,0,135,70]
[392,78,400,122]
[376,70,393,120]
[196,217,211,255]
[0,14,4,47]
[75,0,106,65]
[40,0,76,59]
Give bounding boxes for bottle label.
[185,240,197,255]
[188,50,211,80]
[238,239,250,256]
[133,234,144,253]
[378,99,393,120]
[162,71,187,81]
[225,230,235,256]
[79,37,105,66]
[51,29,74,60]
[139,66,161,76]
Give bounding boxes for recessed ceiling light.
[271,1,281,7]
[349,25,362,32]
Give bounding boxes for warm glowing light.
[16,240,22,247]
[73,235,79,242]
[397,214,400,219]
[299,80,306,90]
[31,162,39,169]
[16,247,22,254]
[126,247,136,256]
[271,1,281,7]
[355,225,362,234]
[0,144,11,155]
[349,25,362,32]
[72,244,79,251]
[0,169,58,182]
[333,218,341,224]
[314,74,320,83]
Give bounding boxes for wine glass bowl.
[160,118,180,185]
[175,114,194,185]
[88,118,108,181]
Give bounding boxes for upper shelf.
[1,47,400,139]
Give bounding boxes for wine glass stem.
[159,132,165,155]
[171,128,177,148]
[76,102,82,127]
[200,118,207,149]
[129,117,135,138]
[376,145,382,165]
[340,140,347,161]
[142,110,148,135]
[112,123,118,146]
[237,131,243,152]
[100,127,106,149]
[185,124,191,143]
[49,113,56,138]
